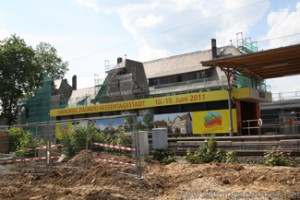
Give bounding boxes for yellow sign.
[192,109,237,134]
[55,122,72,139]
[51,90,230,117]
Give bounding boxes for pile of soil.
[67,150,136,168]
[0,150,299,199]
[66,150,100,168]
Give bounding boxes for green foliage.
[114,126,131,145]
[137,113,154,131]
[185,138,224,164]
[59,123,132,158]
[0,35,68,125]
[7,127,36,157]
[7,128,24,152]
[60,131,74,158]
[151,148,177,164]
[224,151,237,163]
[0,35,39,125]
[87,124,102,143]
[70,126,87,154]
[35,42,68,80]
[124,116,133,131]
[143,113,154,130]
[185,138,236,164]
[263,148,295,166]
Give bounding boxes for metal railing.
[272,91,300,101]
[242,119,263,135]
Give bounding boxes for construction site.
[1,35,300,199]
[1,150,300,200]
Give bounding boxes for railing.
[261,118,300,135]
[272,91,300,101]
[149,79,227,95]
[151,77,218,89]
[242,119,263,135]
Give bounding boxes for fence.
[0,114,143,178]
[259,116,300,135]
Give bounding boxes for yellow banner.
[50,90,229,116]
[192,109,237,134]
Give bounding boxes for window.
[149,68,215,86]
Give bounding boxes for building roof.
[143,46,241,79]
[201,43,300,81]
[68,87,96,107]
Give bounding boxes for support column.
[223,67,235,137]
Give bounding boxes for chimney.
[211,38,217,59]
[117,57,122,64]
[72,75,77,90]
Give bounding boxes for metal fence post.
[34,124,38,168]
[86,120,90,169]
[133,114,142,179]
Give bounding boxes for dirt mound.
[67,150,136,169]
[67,149,99,168]
[157,162,300,199]
[1,152,300,199]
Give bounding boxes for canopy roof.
[201,44,300,81]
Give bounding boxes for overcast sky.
[1,0,300,93]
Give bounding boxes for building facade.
[48,43,271,137]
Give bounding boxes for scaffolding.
[236,32,258,54]
[26,77,52,124]
[20,77,53,138]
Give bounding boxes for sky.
[1,0,300,93]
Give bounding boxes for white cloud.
[138,43,170,61]
[136,14,164,28]
[262,2,300,49]
[76,0,100,12]
[115,0,269,61]
[75,0,270,61]
[262,2,300,94]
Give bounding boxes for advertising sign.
[192,109,237,134]
[50,90,229,117]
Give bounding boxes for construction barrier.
[0,155,60,165]
[18,144,61,152]
[92,142,138,152]
[96,158,136,167]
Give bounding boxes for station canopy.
[201,43,300,81]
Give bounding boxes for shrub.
[7,127,23,153]
[224,151,237,163]
[60,131,74,158]
[7,127,36,157]
[263,148,295,166]
[71,126,87,154]
[60,123,133,158]
[185,138,237,164]
[151,148,177,164]
[185,138,224,164]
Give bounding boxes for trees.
[35,42,68,80]
[0,35,68,125]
